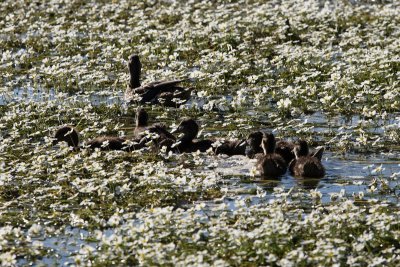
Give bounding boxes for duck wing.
[312,146,325,161]
[214,139,247,156]
[157,87,192,106]
[132,80,185,103]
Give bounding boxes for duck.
[245,131,295,163]
[256,133,288,177]
[289,140,325,178]
[172,119,260,156]
[172,118,214,153]
[132,107,176,151]
[125,54,192,107]
[245,131,264,158]
[86,136,136,151]
[53,126,139,151]
[275,140,296,164]
[53,126,80,148]
[214,138,248,156]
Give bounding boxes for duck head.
[245,131,263,158]
[128,54,141,88]
[174,119,199,141]
[53,126,80,147]
[294,140,310,158]
[262,133,277,155]
[135,107,148,127]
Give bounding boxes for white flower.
[277,98,291,110]
[0,252,16,267]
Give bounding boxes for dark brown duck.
[256,133,288,177]
[245,131,295,163]
[172,119,214,153]
[214,138,248,156]
[132,107,176,151]
[53,126,139,151]
[53,126,80,148]
[245,131,264,158]
[133,107,149,138]
[125,54,191,107]
[289,140,325,178]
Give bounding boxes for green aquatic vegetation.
[1,0,400,265]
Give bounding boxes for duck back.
[214,139,247,156]
[257,154,287,177]
[290,145,325,178]
[275,140,295,164]
[256,133,288,178]
[87,137,129,151]
[290,156,325,178]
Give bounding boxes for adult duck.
[256,133,288,177]
[125,54,192,107]
[289,140,325,178]
[172,119,213,153]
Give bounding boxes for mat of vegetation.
[0,0,400,266]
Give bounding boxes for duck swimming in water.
[133,107,149,138]
[256,133,288,178]
[53,126,139,151]
[172,119,214,153]
[53,126,80,148]
[245,131,295,163]
[245,131,264,158]
[125,54,192,107]
[132,107,176,151]
[289,140,325,178]
[214,138,248,156]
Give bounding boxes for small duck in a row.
[53,111,325,179]
[53,126,141,151]
[172,118,260,156]
[53,111,259,157]
[253,133,325,179]
[53,108,174,152]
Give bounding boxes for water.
[3,89,400,265]
[0,88,122,106]
[211,151,399,204]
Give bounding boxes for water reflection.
[214,151,399,204]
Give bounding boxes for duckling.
[214,138,248,156]
[256,133,288,177]
[172,119,213,153]
[138,123,176,151]
[53,126,139,151]
[245,131,295,162]
[132,107,176,151]
[289,140,325,178]
[53,126,80,148]
[245,131,264,158]
[275,140,295,164]
[86,136,134,151]
[125,54,191,107]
